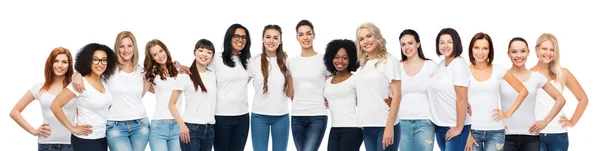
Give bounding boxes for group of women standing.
[9,19,588,151]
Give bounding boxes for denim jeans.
[251,113,290,151]
[540,133,569,151]
[470,129,505,151]
[328,127,363,151]
[106,117,150,151]
[180,123,215,151]
[399,120,435,151]
[38,144,73,151]
[214,114,250,151]
[434,124,471,151]
[70,135,107,151]
[504,135,539,151]
[149,119,181,151]
[291,116,328,151]
[363,124,401,151]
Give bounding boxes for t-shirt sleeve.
[66,83,81,97]
[174,74,190,91]
[385,56,402,83]
[495,64,509,80]
[247,56,254,76]
[208,54,219,71]
[536,72,548,88]
[29,83,43,100]
[450,58,471,87]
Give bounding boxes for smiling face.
[536,40,555,64]
[333,48,349,72]
[195,48,214,66]
[508,41,530,67]
[53,54,69,76]
[263,29,281,52]
[472,39,490,65]
[358,28,377,53]
[400,34,420,59]
[149,45,168,65]
[232,28,248,52]
[119,37,134,62]
[296,25,315,49]
[91,50,108,76]
[438,34,454,58]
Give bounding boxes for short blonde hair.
[355,22,388,68]
[114,31,139,70]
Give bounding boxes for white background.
[1,0,598,150]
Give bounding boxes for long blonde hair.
[355,23,388,68]
[114,31,140,70]
[536,33,565,90]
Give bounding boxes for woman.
[10,47,75,151]
[287,19,329,151]
[354,22,401,151]
[427,28,470,151]
[71,31,151,151]
[51,43,118,151]
[143,39,182,151]
[464,33,528,151]
[531,33,588,151]
[208,23,252,151]
[500,37,566,151]
[323,39,363,151]
[248,24,291,151]
[396,29,437,151]
[168,39,218,151]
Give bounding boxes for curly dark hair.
[323,39,359,74]
[74,43,118,80]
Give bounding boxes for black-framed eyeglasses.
[92,58,108,65]
[233,34,247,41]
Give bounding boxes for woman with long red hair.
[10,47,76,151]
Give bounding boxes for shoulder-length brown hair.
[41,47,74,92]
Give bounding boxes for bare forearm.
[51,105,73,130]
[506,89,528,117]
[570,98,588,126]
[544,97,566,122]
[386,97,400,128]
[456,97,467,128]
[9,110,36,135]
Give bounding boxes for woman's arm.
[382,80,401,149]
[530,82,566,134]
[50,89,92,135]
[9,91,49,137]
[494,72,529,121]
[142,80,154,97]
[560,68,588,127]
[168,90,190,144]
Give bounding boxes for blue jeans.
[434,124,471,151]
[251,113,290,151]
[150,119,181,151]
[540,133,569,151]
[180,123,215,151]
[38,144,73,151]
[291,116,328,151]
[214,114,250,151]
[399,120,435,151]
[363,124,401,151]
[328,127,363,151]
[505,135,539,151]
[106,118,150,151]
[470,129,505,151]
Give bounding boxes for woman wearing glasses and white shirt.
[51,43,118,151]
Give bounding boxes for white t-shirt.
[208,53,250,116]
[355,55,401,127]
[30,83,76,144]
[247,55,290,116]
[67,78,113,139]
[428,57,472,127]
[287,54,329,116]
[536,81,567,133]
[152,76,183,120]
[174,72,217,124]
[106,65,146,121]
[501,71,547,135]
[324,75,359,127]
[399,60,437,120]
[469,64,507,130]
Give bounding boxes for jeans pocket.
[557,133,569,141]
[106,121,116,130]
[38,144,50,151]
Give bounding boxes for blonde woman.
[531,33,588,151]
[354,22,401,151]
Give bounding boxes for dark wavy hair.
[323,39,359,74]
[189,39,215,92]
[143,39,178,84]
[399,29,429,61]
[222,24,251,69]
[74,43,117,80]
[435,28,463,57]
